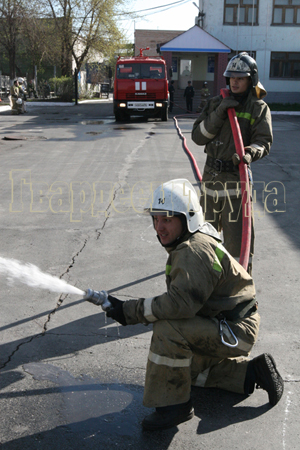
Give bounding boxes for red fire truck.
[113,48,169,122]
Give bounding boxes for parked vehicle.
[113,48,169,121]
[100,83,110,98]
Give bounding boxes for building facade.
[201,0,300,103]
[135,0,300,103]
[135,27,230,97]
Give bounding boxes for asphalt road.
[0,99,299,449]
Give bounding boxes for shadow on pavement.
[0,309,151,374]
[0,362,271,450]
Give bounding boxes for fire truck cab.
[113,48,169,122]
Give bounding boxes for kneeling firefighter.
[86,179,284,430]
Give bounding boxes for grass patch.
[268,103,300,111]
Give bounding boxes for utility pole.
[193,1,205,28]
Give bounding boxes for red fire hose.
[220,88,251,270]
[173,115,202,184]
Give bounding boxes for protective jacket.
[191,88,273,188]
[10,85,19,99]
[123,226,256,326]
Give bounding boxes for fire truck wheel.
[161,107,168,121]
[115,111,123,122]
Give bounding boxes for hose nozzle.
[84,288,111,311]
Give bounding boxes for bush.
[49,76,74,102]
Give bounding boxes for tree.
[43,0,128,77]
[0,0,25,80]
[0,0,57,81]
[21,16,61,81]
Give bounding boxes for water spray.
[0,256,84,296]
[0,256,112,312]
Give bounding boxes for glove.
[232,153,241,166]
[106,295,127,326]
[232,148,253,166]
[216,97,239,120]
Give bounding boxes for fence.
[0,74,10,97]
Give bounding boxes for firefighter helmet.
[145,179,204,233]
[223,52,258,86]
[224,52,267,99]
[18,77,24,84]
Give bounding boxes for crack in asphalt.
[0,335,42,370]
[1,133,143,370]
[267,157,292,177]
[0,184,121,371]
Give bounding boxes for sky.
[119,0,201,42]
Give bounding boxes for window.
[224,0,259,25]
[117,63,165,79]
[272,0,300,25]
[227,50,256,61]
[270,52,300,78]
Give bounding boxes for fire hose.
[173,115,202,185]
[173,89,251,270]
[220,88,251,270]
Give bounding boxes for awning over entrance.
[160,25,230,53]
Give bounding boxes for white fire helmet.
[145,179,204,233]
[16,98,23,105]
[18,77,24,84]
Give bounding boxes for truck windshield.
[117,63,165,79]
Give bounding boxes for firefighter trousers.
[143,312,260,408]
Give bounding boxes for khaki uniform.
[191,89,273,271]
[10,84,20,113]
[197,87,210,112]
[123,227,260,407]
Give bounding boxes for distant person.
[10,79,21,115]
[168,80,175,113]
[18,78,27,113]
[197,81,210,112]
[43,80,51,99]
[182,65,191,77]
[184,80,195,112]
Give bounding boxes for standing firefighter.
[87,179,283,430]
[197,81,210,112]
[10,79,21,114]
[191,53,273,274]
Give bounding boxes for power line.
[121,0,191,16]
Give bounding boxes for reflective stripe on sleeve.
[192,368,210,387]
[166,265,172,276]
[143,297,158,322]
[251,143,264,151]
[212,242,226,272]
[148,350,192,368]
[200,121,216,140]
[236,111,255,125]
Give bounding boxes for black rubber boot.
[244,353,284,406]
[142,399,194,430]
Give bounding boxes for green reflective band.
[236,112,255,125]
[166,265,172,276]
[213,244,226,273]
